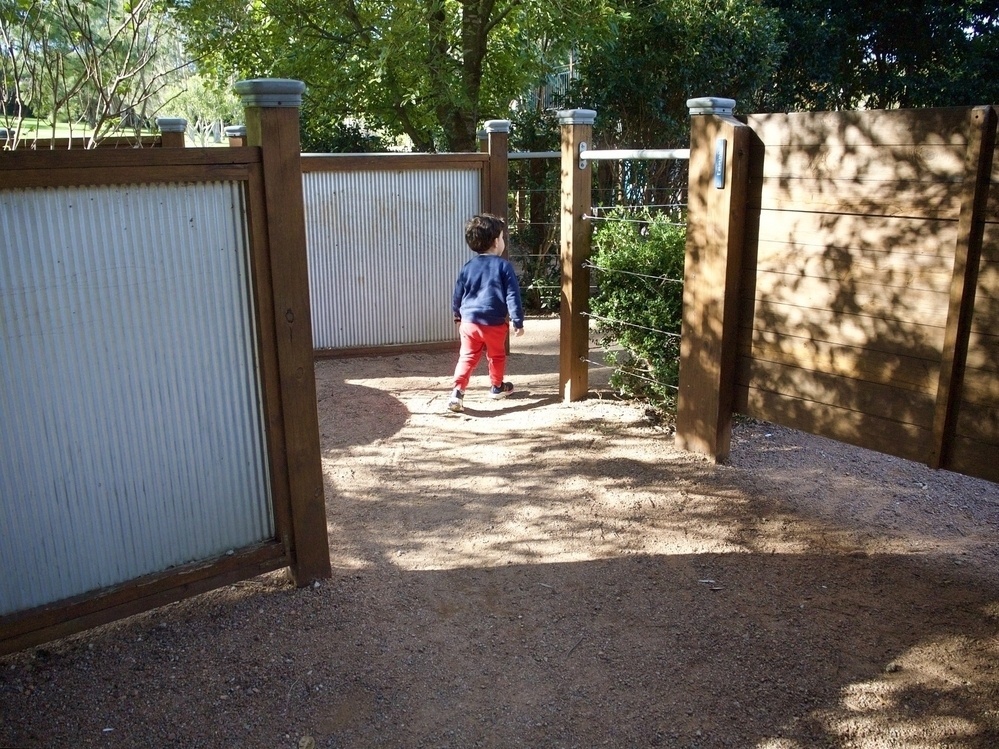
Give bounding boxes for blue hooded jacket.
[452,254,524,329]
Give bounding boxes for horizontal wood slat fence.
[675,100,999,485]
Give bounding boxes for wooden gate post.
[236,78,332,585]
[485,119,510,224]
[675,98,751,461]
[558,108,595,402]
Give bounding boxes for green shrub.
[589,210,686,414]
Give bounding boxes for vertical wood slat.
[558,109,595,402]
[929,105,998,468]
[238,80,332,585]
[244,163,294,555]
[676,99,751,461]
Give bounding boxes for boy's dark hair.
[464,213,505,254]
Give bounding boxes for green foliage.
[508,105,561,313]
[756,0,999,111]
[565,0,784,203]
[589,210,686,413]
[171,0,621,152]
[167,73,242,145]
[1,0,187,147]
[299,108,391,153]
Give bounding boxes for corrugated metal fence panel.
[0,182,273,616]
[304,168,481,349]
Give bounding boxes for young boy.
[447,213,525,413]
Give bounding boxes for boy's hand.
[513,327,525,338]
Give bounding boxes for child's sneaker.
[489,382,514,399]
[447,388,464,412]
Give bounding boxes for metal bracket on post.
[714,138,727,189]
[579,141,588,170]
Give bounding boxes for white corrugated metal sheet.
[0,182,273,616]
[303,168,481,349]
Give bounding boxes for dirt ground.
[2,317,999,749]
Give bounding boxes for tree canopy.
[756,0,999,111]
[1,0,185,146]
[173,0,619,152]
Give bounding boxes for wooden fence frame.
[673,99,999,484]
[0,79,331,655]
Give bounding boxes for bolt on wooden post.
[558,108,596,402]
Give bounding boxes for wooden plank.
[930,105,997,468]
[0,147,260,171]
[315,341,457,359]
[962,366,999,405]
[955,401,999,444]
[246,104,332,585]
[487,127,510,219]
[946,436,999,484]
[740,298,946,358]
[244,165,294,555]
[0,543,287,656]
[751,177,962,219]
[737,357,936,429]
[751,239,954,293]
[559,113,593,403]
[2,164,255,189]
[983,223,999,263]
[739,330,939,394]
[967,331,999,371]
[745,107,971,148]
[748,209,959,260]
[759,144,965,182]
[735,384,933,463]
[301,152,488,173]
[750,269,951,327]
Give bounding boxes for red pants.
[452,322,507,390]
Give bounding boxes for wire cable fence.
[583,205,687,411]
[506,149,688,411]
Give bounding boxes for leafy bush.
[589,210,686,413]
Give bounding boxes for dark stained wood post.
[236,78,332,585]
[675,97,751,461]
[225,125,247,147]
[929,105,998,469]
[558,108,595,402]
[485,119,510,223]
[155,117,187,148]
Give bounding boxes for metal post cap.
[687,98,736,116]
[483,120,511,134]
[558,109,597,125]
[155,117,188,133]
[234,79,306,107]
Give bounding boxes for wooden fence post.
[155,117,187,148]
[485,119,510,223]
[675,98,751,462]
[558,108,595,402]
[225,125,247,147]
[236,78,332,585]
[929,105,998,468]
